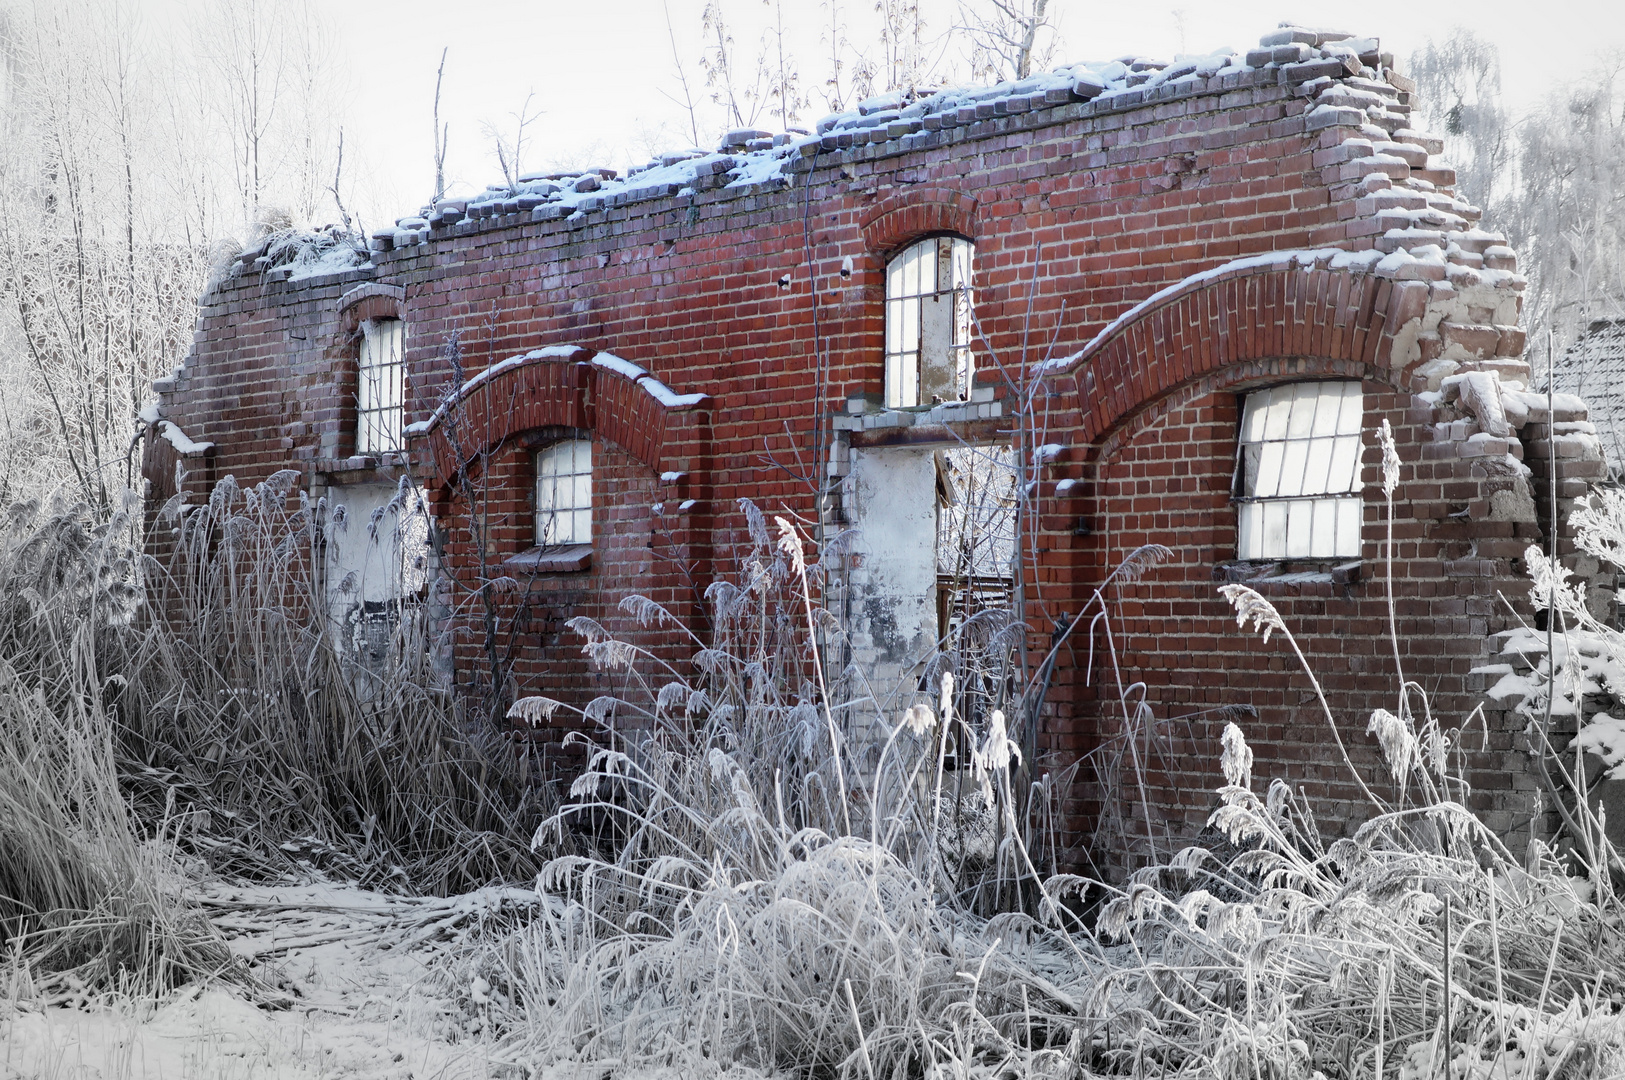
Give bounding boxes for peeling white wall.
[842,446,939,704]
[326,482,418,607]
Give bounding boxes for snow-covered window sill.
[1212,559,1362,587]
[503,544,592,574]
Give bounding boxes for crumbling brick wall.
[145,25,1591,866]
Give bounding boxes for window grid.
[535,439,592,546]
[1235,381,1363,560]
[358,319,404,454]
[884,236,974,408]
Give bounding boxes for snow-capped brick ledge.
[155,420,214,457]
[406,346,711,489]
[303,25,1411,259]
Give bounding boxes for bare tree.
[285,0,341,226]
[432,48,450,201]
[198,0,289,233]
[700,0,766,129]
[876,0,929,94]
[661,3,705,147]
[960,0,1057,82]
[763,0,807,130]
[484,91,542,193]
[818,0,856,112]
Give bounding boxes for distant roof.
[1552,319,1625,476]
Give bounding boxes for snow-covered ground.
[0,880,532,1080]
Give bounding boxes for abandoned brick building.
[142,25,1607,860]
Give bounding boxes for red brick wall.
[147,56,1576,866]
[432,434,666,751]
[1053,378,1540,863]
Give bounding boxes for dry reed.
[0,493,233,1001]
[461,462,1625,1078]
[120,471,551,894]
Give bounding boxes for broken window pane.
[884,236,975,408]
[535,438,593,546]
[358,319,405,454]
[1235,381,1363,559]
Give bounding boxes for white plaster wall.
[326,482,413,605]
[843,446,939,703]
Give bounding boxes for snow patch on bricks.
[157,421,213,456]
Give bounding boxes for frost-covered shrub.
[0,496,233,1001]
[123,471,548,893]
[1510,488,1625,740]
[457,434,1625,1079]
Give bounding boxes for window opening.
[935,445,1017,765]
[358,318,405,454]
[1234,381,1363,559]
[535,438,592,546]
[885,236,974,408]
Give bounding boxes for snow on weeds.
[4,423,1625,1080]
[0,493,233,1003]
[455,448,1625,1077]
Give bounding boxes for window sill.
[504,544,592,574]
[1213,559,1362,586]
[314,452,409,475]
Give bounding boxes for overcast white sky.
[316,0,1624,230]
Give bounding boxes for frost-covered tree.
[0,1,205,505]
[1408,28,1513,221]
[1507,63,1625,348]
[960,0,1057,83]
[0,0,347,506]
[1411,33,1625,352]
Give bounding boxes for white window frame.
[535,438,592,546]
[1235,381,1364,560]
[358,318,405,455]
[884,236,974,408]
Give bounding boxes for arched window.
[1235,381,1363,559]
[884,236,974,408]
[535,437,593,546]
[358,318,405,454]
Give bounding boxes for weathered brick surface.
[146,45,1581,868]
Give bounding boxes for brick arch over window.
[860,187,978,254]
[337,282,405,334]
[1097,356,1394,466]
[408,346,711,492]
[1046,258,1434,459]
[326,283,409,459]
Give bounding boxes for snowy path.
[1,880,539,1080]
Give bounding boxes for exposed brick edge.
[338,282,405,312]
[860,187,979,252]
[408,347,711,489]
[336,284,405,339]
[1057,261,1430,451]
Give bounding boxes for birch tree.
[961,0,1057,83]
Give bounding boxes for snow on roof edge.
[1040,248,1384,375]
